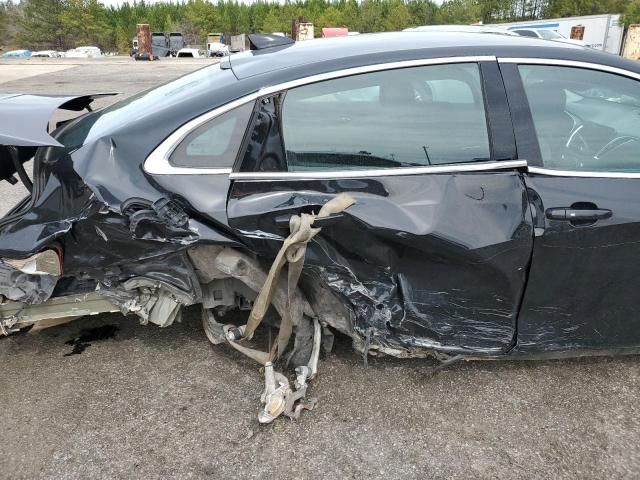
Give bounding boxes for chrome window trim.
[498,57,640,82]
[143,55,496,175]
[229,160,528,181]
[257,55,496,97]
[528,166,640,179]
[144,94,259,175]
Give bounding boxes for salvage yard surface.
[1,57,639,479]
[0,63,76,84]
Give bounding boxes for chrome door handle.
[546,208,612,221]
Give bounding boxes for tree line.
[1,0,639,53]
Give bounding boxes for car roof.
[404,25,517,35]
[227,31,640,80]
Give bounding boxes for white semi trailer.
[491,14,624,55]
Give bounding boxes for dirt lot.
[1,57,640,479]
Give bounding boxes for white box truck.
[491,14,624,55]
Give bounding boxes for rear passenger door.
[228,59,533,355]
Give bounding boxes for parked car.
[65,46,102,58]
[31,50,61,58]
[511,27,590,47]
[1,49,31,58]
[176,48,206,58]
[2,32,640,421]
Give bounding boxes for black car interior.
[521,66,640,172]
[282,64,492,171]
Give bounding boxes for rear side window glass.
[169,102,254,168]
[520,65,640,172]
[281,63,491,171]
[298,86,380,104]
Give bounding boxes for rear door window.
[280,63,491,171]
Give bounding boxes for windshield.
[538,30,564,40]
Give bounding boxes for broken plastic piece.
[259,362,289,423]
[258,318,322,424]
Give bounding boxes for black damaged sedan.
[1,32,640,421]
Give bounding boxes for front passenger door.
[503,61,640,353]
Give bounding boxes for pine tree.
[437,0,482,24]
[164,13,173,32]
[0,4,6,42]
[115,24,131,53]
[384,1,413,31]
[13,0,634,53]
[60,0,112,49]
[261,9,287,33]
[622,0,640,26]
[19,0,67,50]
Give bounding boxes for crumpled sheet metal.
[302,241,516,356]
[0,73,257,332]
[228,173,533,356]
[1,81,532,360]
[0,152,102,259]
[0,72,249,320]
[0,129,238,307]
[91,251,201,328]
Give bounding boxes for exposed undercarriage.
[0,236,443,422]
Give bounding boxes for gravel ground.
[1,58,640,479]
